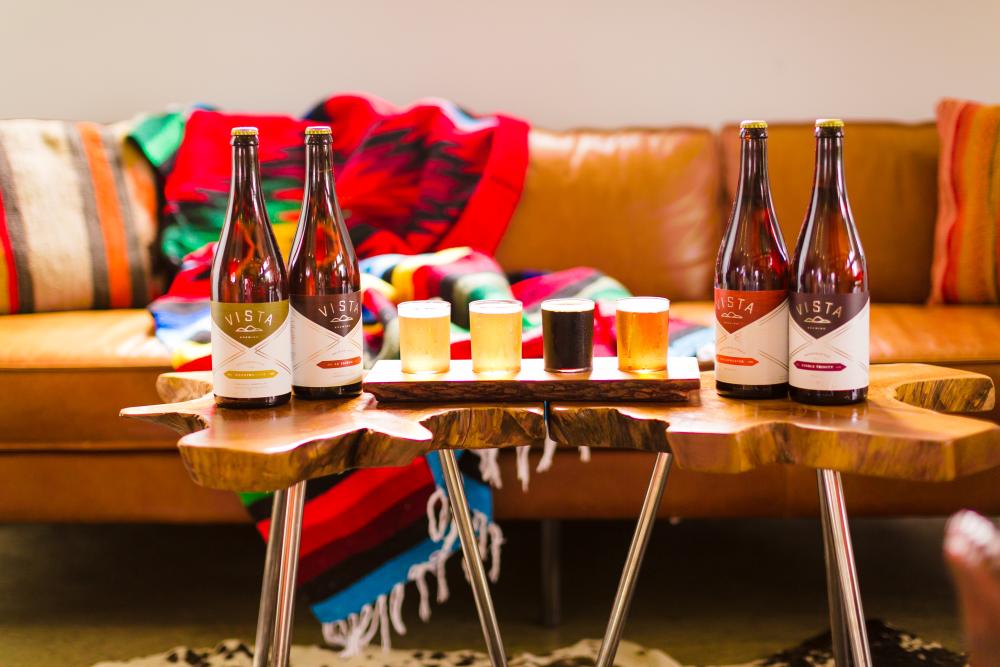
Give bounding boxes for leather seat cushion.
[0,310,173,446]
[0,310,169,369]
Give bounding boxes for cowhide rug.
[90,621,965,667]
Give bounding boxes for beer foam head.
[541,298,595,313]
[398,300,451,318]
[616,296,670,313]
[470,299,522,315]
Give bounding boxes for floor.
[0,517,964,667]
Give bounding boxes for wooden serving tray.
[363,356,700,403]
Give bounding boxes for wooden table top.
[121,363,999,492]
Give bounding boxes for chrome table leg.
[271,480,307,667]
[439,449,508,667]
[251,481,306,667]
[253,488,289,667]
[817,469,871,666]
[595,451,672,667]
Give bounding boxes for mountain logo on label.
[790,292,868,339]
[292,293,362,335]
[212,302,289,348]
[714,289,788,333]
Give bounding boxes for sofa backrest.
[496,127,722,301]
[720,122,939,304]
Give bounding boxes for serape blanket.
[148,246,711,656]
[130,94,529,268]
[135,94,712,655]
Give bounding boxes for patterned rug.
[91,621,965,667]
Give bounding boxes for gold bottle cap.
[305,126,332,136]
[231,127,259,137]
[739,120,768,129]
[816,118,845,128]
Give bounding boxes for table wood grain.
[122,364,998,491]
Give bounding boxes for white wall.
[0,0,996,129]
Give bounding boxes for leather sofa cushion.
[720,122,939,304]
[0,310,172,445]
[496,127,722,301]
[0,310,169,369]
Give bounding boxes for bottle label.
[290,292,363,388]
[789,292,869,391]
[714,288,789,385]
[211,301,292,399]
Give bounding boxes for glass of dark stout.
[541,298,595,373]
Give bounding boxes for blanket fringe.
[320,441,588,656]
[478,448,503,489]
[321,482,503,657]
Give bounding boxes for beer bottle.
[789,119,869,405]
[288,127,363,398]
[714,120,790,399]
[210,127,292,408]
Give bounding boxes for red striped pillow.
[930,99,1000,304]
[0,119,158,314]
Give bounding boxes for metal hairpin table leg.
[438,449,508,667]
[253,488,288,667]
[595,451,673,667]
[252,481,306,667]
[817,469,872,666]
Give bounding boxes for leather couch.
[2,121,998,523]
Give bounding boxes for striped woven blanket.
[149,246,711,653]
[136,94,712,655]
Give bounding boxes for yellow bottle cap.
[231,127,258,137]
[305,126,333,136]
[739,120,768,129]
[816,118,845,128]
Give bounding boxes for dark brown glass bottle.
[288,127,363,399]
[714,121,790,399]
[789,119,869,405]
[210,127,292,408]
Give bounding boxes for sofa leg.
[540,518,562,627]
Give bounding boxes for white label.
[789,298,869,391]
[716,299,789,385]
[211,305,292,399]
[290,293,364,388]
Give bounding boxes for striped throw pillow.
[0,119,158,314]
[930,99,1000,304]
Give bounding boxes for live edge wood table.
[121,363,1000,667]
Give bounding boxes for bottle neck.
[735,133,771,206]
[304,140,336,206]
[230,142,264,208]
[810,135,847,203]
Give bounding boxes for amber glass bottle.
[714,121,790,399]
[210,127,292,409]
[789,119,869,405]
[288,127,363,399]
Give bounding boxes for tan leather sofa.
[2,121,998,523]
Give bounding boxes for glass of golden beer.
[616,297,670,372]
[469,299,523,374]
[399,300,451,374]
